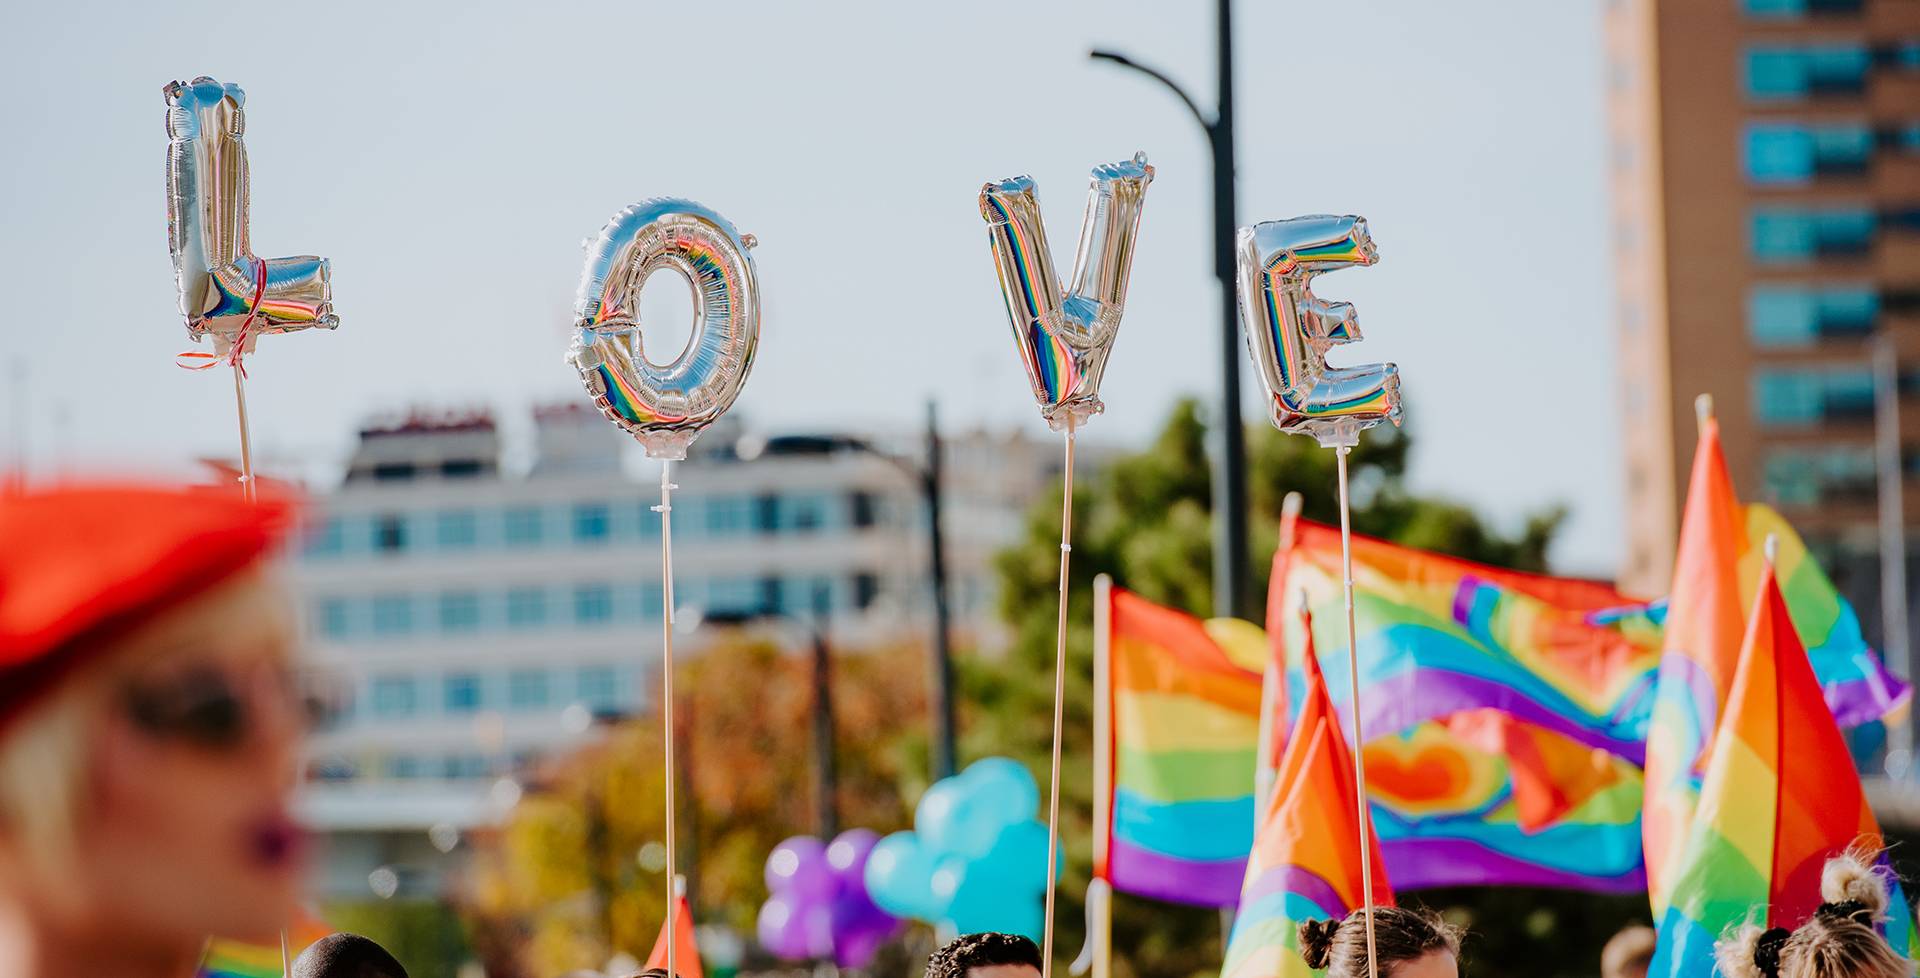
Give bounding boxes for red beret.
[0,483,297,732]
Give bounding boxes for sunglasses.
[121,663,341,750]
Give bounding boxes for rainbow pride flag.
[1651,556,1912,978]
[1222,623,1393,978]
[1271,507,1904,771]
[1100,585,1266,907]
[198,915,331,978]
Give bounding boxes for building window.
[1753,366,1876,425]
[504,506,544,547]
[787,493,830,533]
[316,598,351,640]
[508,669,550,711]
[852,573,880,610]
[704,496,751,536]
[302,518,344,558]
[386,754,424,779]
[577,666,618,710]
[439,591,482,632]
[441,459,485,479]
[1744,44,1869,100]
[760,576,786,617]
[436,509,478,549]
[506,587,548,628]
[639,581,665,621]
[754,493,780,534]
[372,462,415,482]
[1764,445,1876,506]
[373,514,408,553]
[572,502,611,544]
[1742,0,1864,17]
[849,491,877,529]
[707,577,759,615]
[1744,123,1873,184]
[443,672,483,713]
[1749,285,1879,346]
[371,595,414,636]
[574,584,613,626]
[443,754,491,779]
[1749,207,1876,262]
[371,676,418,718]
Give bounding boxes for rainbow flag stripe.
[1104,587,1266,906]
[1652,559,1912,978]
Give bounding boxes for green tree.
[972,399,1622,978]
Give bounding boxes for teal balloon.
[864,831,939,921]
[943,857,1045,941]
[961,757,1040,824]
[972,820,1054,893]
[916,777,998,858]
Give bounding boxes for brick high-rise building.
[1606,0,1920,626]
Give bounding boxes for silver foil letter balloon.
[164,77,336,356]
[1236,215,1401,447]
[566,199,760,461]
[979,154,1153,431]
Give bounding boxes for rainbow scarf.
[1222,624,1393,978]
[1102,586,1266,906]
[1652,559,1913,978]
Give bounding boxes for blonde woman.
[1718,852,1911,978]
[0,484,310,978]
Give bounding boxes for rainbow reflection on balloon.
[567,199,759,460]
[164,76,336,357]
[1235,215,1401,448]
[979,154,1153,431]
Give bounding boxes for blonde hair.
[1299,907,1463,978]
[0,566,295,885]
[1716,851,1910,978]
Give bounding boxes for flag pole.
[1333,444,1378,978]
[1042,415,1078,978]
[1256,493,1305,812]
[655,458,680,978]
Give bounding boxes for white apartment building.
[292,403,1077,898]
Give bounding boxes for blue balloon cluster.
[862,757,1058,940]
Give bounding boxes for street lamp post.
[1091,0,1249,621]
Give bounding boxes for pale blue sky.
[0,0,1620,574]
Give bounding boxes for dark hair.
[1601,924,1657,978]
[927,932,1044,978]
[1298,906,1461,978]
[291,933,409,978]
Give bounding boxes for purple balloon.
[827,828,881,885]
[830,884,901,969]
[757,895,812,959]
[766,835,837,902]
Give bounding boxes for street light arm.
[1089,48,1215,135]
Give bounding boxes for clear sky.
[0,0,1620,574]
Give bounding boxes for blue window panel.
[371,675,418,718]
[577,665,619,710]
[704,496,752,537]
[1745,125,1814,183]
[439,591,482,632]
[302,517,345,558]
[573,502,611,543]
[1747,47,1808,98]
[1754,367,1877,424]
[574,584,614,626]
[1805,46,1869,93]
[386,755,424,779]
[1743,0,1803,15]
[1810,126,1873,173]
[372,514,408,554]
[436,509,478,550]
[1765,446,1875,506]
[635,500,662,539]
[508,669,550,710]
[371,595,414,636]
[1745,45,1869,99]
[504,506,545,547]
[444,754,491,779]
[506,587,548,628]
[640,581,666,621]
[443,672,483,713]
[707,577,760,615]
[1750,287,1818,346]
[316,598,352,640]
[783,493,834,533]
[1750,208,1876,262]
[1818,288,1880,334]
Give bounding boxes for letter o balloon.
[566,198,760,460]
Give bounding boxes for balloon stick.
[1042,415,1077,978]
[655,459,679,978]
[233,362,257,504]
[1334,445,1377,978]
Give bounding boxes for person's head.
[1718,852,1909,978]
[1602,924,1657,978]
[927,932,1045,978]
[1298,906,1462,978]
[0,486,307,954]
[293,933,409,978]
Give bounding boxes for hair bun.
[1820,851,1890,919]
[1715,924,1772,978]
[1298,918,1340,971]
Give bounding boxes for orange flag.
[645,894,703,978]
[1642,410,1748,918]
